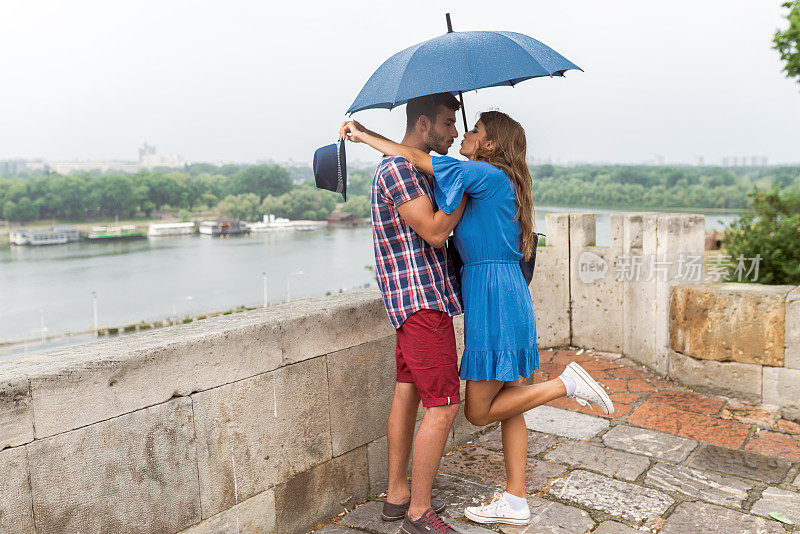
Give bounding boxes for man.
[370,92,467,533]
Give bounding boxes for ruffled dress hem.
[459,347,540,382]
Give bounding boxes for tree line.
[2,163,798,224]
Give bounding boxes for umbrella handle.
[446,14,469,132]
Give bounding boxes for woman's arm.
[339,120,433,174]
[396,194,468,248]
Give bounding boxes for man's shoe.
[561,362,615,415]
[400,508,457,533]
[382,498,446,521]
[464,493,530,525]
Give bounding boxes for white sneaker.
[561,362,615,415]
[463,493,530,525]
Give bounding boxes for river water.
[0,206,739,357]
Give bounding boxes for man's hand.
[339,120,366,143]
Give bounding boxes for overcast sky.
[1,0,798,165]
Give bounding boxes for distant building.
[721,155,767,167]
[138,143,185,170]
[693,156,705,167]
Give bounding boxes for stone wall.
[0,211,796,534]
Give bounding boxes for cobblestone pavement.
[315,349,800,533]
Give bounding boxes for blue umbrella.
[347,14,582,129]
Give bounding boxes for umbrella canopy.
[346,30,582,115]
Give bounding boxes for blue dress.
[432,156,539,382]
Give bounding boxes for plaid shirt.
[371,156,462,329]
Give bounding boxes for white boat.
[9,228,71,246]
[148,222,196,237]
[246,214,294,232]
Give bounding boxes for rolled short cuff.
[421,393,462,408]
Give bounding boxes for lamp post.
[172,295,194,323]
[39,309,47,344]
[286,270,304,302]
[262,272,268,308]
[92,291,98,335]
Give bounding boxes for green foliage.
[227,165,293,200]
[529,165,798,209]
[341,195,370,218]
[723,186,800,285]
[347,170,373,196]
[217,193,262,221]
[774,1,800,85]
[261,186,337,220]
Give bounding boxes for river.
[0,206,739,357]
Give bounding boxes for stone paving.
[314,349,800,533]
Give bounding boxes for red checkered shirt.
[371,156,462,329]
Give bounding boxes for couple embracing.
[339,93,613,532]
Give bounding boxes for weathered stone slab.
[444,518,495,534]
[644,462,752,507]
[499,496,595,534]
[27,398,200,534]
[439,445,566,493]
[524,406,609,440]
[549,470,673,524]
[593,521,641,534]
[687,444,791,483]
[337,501,395,534]
[763,366,800,421]
[751,487,800,526]
[602,424,696,462]
[179,490,276,534]
[531,214,571,349]
[670,283,793,366]
[474,428,560,457]
[795,473,800,487]
[787,287,800,370]
[274,447,369,534]
[328,336,396,456]
[0,376,33,448]
[667,349,762,401]
[545,440,650,482]
[193,357,332,518]
[0,446,35,534]
[366,436,388,495]
[431,472,502,512]
[661,501,784,534]
[27,288,392,439]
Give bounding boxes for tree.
[723,186,800,285]
[228,165,293,200]
[13,197,38,223]
[217,193,262,221]
[774,1,800,86]
[341,195,370,218]
[3,200,16,222]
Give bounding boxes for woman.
[341,111,613,526]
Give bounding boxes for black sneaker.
[381,498,446,521]
[400,508,458,534]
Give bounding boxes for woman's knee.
[464,403,491,426]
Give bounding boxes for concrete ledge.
[667,349,762,401]
[670,283,793,366]
[14,288,389,439]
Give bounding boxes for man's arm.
[397,194,468,248]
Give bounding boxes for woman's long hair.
[473,111,536,260]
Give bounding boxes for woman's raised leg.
[464,377,566,427]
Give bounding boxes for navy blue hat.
[313,139,347,201]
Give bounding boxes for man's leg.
[407,403,459,521]
[386,381,420,505]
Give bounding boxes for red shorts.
[396,309,460,408]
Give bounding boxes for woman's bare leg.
[500,381,527,498]
[465,378,566,427]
